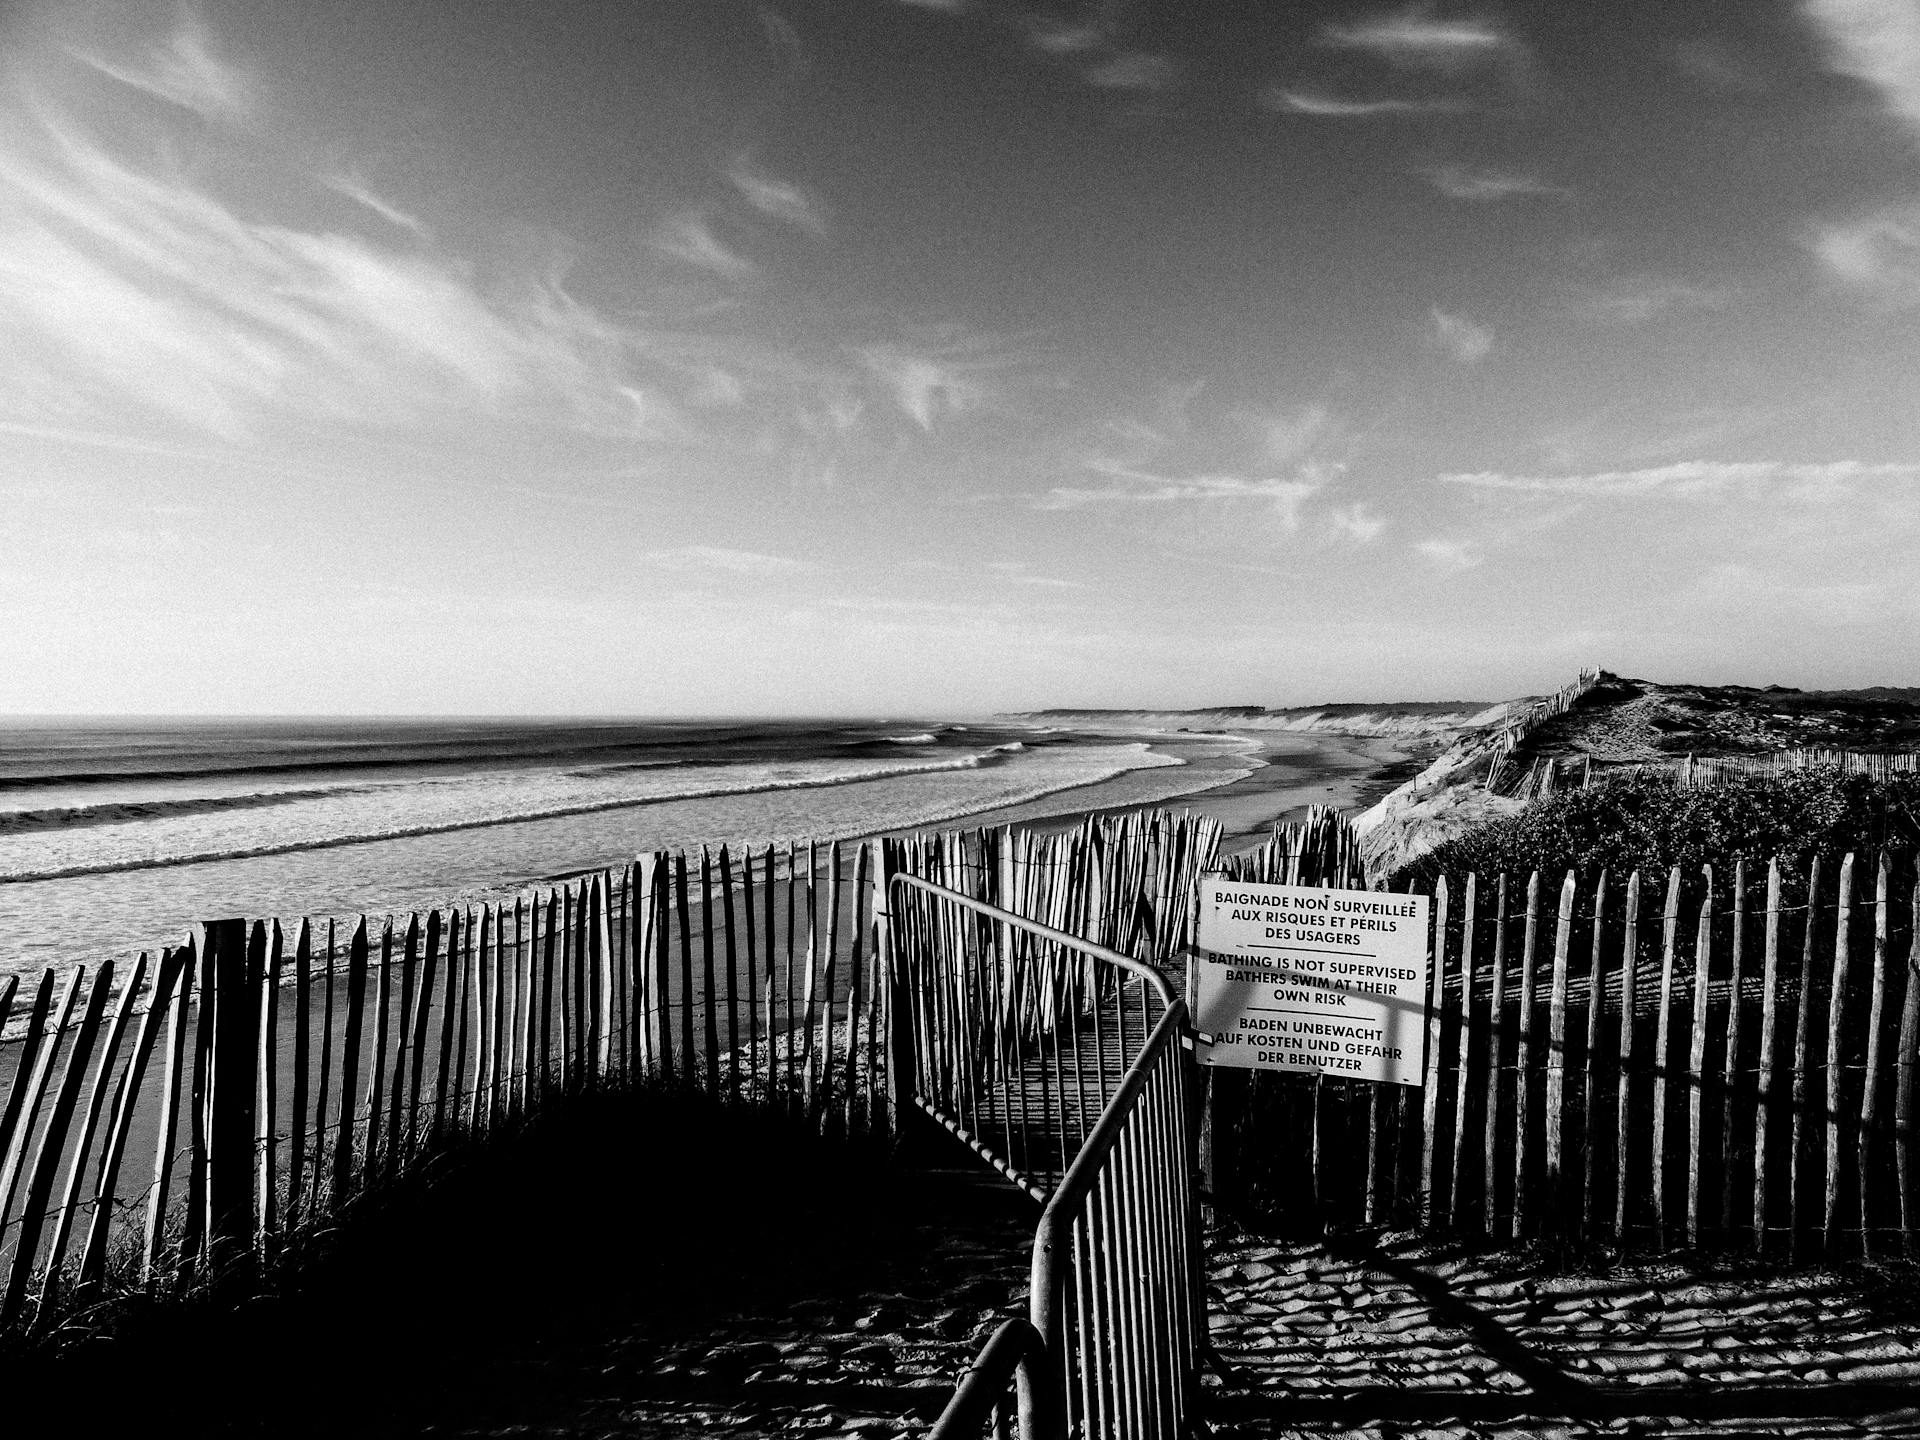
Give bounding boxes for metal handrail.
[928,1317,1045,1436]
[927,999,1200,1440]
[1032,995,1186,1298]
[1034,1000,1197,1440]
[898,865,1203,1440]
[887,871,1176,1009]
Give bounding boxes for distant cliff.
[1003,701,1505,740]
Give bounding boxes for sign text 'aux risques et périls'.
[1191,877,1431,1085]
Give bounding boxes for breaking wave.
[0,753,1012,886]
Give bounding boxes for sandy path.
[1207,1225,1920,1438]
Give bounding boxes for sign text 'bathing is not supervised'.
[1192,877,1430,1086]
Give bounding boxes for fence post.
[877,840,909,1143]
[202,918,258,1278]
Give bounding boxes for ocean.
[0,717,1255,979]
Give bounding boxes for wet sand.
[941,731,1433,858]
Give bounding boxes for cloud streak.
[1575,276,1735,323]
[0,92,670,441]
[1803,0,1920,145]
[1430,307,1493,362]
[1808,204,1920,304]
[1422,163,1561,201]
[72,14,253,123]
[1018,17,1179,95]
[856,333,1039,432]
[1323,12,1518,71]
[1416,537,1481,570]
[727,157,827,233]
[1034,462,1319,525]
[656,210,757,280]
[645,545,815,577]
[1264,89,1447,117]
[323,175,431,241]
[1329,503,1388,543]
[1439,460,1920,498]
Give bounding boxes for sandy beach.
[940,730,1432,858]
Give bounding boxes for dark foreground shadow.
[3,1093,1035,1437]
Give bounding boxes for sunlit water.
[0,718,1248,980]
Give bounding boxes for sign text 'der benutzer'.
[1190,877,1431,1086]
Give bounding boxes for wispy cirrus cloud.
[727,156,827,234]
[985,561,1089,591]
[0,69,678,442]
[1328,502,1388,543]
[1416,537,1481,570]
[1575,276,1735,323]
[856,331,1041,433]
[1019,18,1179,94]
[1422,163,1562,201]
[644,545,816,577]
[1258,402,1334,464]
[1803,0,1920,145]
[1808,204,1920,304]
[322,174,431,240]
[1430,306,1493,362]
[858,348,986,431]
[1322,12,1519,71]
[1033,461,1320,525]
[655,210,757,280]
[1439,459,1920,498]
[1263,88,1448,118]
[1083,53,1180,92]
[71,13,253,123]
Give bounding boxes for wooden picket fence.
[0,810,1230,1343]
[17,793,1910,1352]
[1507,748,1920,802]
[1208,831,1920,1257]
[0,839,905,1339]
[1482,667,1601,794]
[1412,851,1920,1255]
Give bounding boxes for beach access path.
[24,1089,1920,1438]
[438,1203,1920,1440]
[1206,1226,1920,1439]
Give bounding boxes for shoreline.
[0,729,1428,991]
[525,726,1431,884]
[921,729,1435,859]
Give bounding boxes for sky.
[1,0,1918,716]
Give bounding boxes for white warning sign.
[1193,877,1430,1085]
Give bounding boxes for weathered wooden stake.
[1858,853,1891,1256]
[1754,860,1783,1253]
[1686,873,1713,1247]
[1824,853,1857,1254]
[1652,867,1681,1248]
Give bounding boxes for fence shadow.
[1204,1226,1920,1434]
[5,1088,1034,1437]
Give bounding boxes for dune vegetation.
[1392,766,1920,888]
